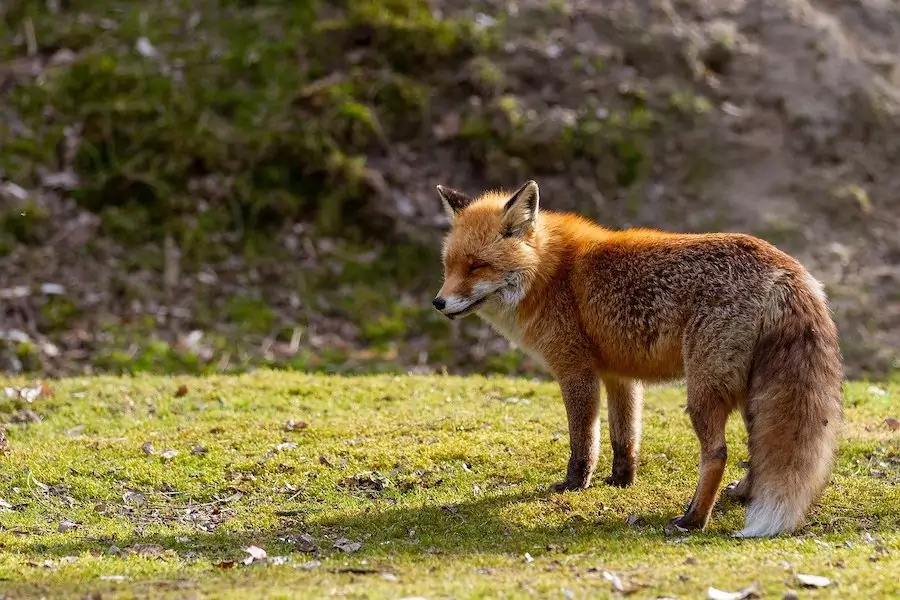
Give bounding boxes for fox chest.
[477,305,546,367]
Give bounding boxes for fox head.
[432,180,541,319]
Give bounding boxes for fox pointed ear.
[501,180,539,237]
[436,185,474,224]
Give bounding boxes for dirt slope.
[1,0,898,377]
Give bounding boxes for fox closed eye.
[469,262,489,273]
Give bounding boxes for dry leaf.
[58,520,78,532]
[128,543,163,557]
[216,560,236,569]
[4,383,46,403]
[161,449,178,460]
[11,408,41,423]
[275,442,298,451]
[135,37,159,58]
[797,573,831,588]
[243,545,267,565]
[707,583,759,600]
[191,445,208,455]
[282,533,317,553]
[39,283,65,296]
[29,559,56,568]
[141,442,155,455]
[603,570,626,593]
[174,385,189,397]
[221,491,243,503]
[333,538,361,553]
[100,575,126,582]
[285,420,309,431]
[123,490,146,506]
[884,417,899,431]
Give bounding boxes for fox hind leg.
[725,406,753,505]
[667,383,731,532]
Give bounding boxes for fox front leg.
[602,377,643,487]
[549,374,600,492]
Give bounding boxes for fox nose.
[432,297,446,310]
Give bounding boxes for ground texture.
[0,373,898,598]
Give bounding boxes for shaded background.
[1,0,899,379]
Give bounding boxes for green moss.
[0,373,897,598]
[12,340,41,371]
[316,0,492,73]
[833,183,873,215]
[38,297,83,332]
[755,219,804,248]
[226,296,277,334]
[467,56,506,96]
[0,200,50,245]
[2,0,489,249]
[668,90,713,117]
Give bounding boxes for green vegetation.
[1,0,701,244]
[0,0,737,378]
[1,0,489,242]
[4,0,896,380]
[0,374,898,598]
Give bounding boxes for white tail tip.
[735,497,803,538]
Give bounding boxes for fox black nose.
[432,297,446,310]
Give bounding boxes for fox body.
[432,180,843,537]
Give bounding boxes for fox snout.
[432,294,457,318]
[431,290,490,320]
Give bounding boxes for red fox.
[432,180,843,537]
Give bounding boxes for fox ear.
[436,185,474,224]
[501,180,539,237]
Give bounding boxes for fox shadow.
[18,486,755,565]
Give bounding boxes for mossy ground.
[1,373,897,598]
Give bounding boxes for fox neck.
[473,212,600,366]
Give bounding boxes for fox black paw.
[664,514,704,536]
[549,479,589,493]
[604,473,634,488]
[724,479,751,504]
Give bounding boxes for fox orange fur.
[431,180,843,537]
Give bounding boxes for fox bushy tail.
[738,272,844,538]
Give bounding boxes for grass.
[0,373,898,598]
